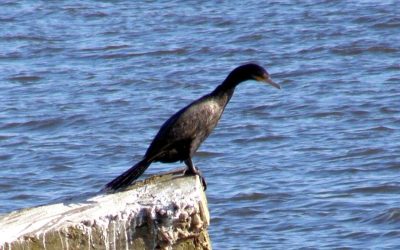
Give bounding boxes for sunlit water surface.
[1,1,400,249]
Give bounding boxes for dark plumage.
[105,63,280,191]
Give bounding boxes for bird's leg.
[184,158,198,175]
[184,158,207,190]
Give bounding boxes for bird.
[104,63,280,191]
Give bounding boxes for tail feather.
[104,159,151,191]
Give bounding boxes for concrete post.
[0,171,211,250]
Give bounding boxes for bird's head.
[229,63,280,89]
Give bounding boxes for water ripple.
[348,184,400,194]
[7,75,42,82]
[331,43,398,55]
[366,208,400,224]
[1,1,400,249]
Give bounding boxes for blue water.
[1,0,400,249]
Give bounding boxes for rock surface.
[0,171,211,250]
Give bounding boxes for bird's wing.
[143,98,207,161]
[143,106,194,160]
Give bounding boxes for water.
[1,0,399,249]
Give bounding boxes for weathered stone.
[0,171,211,250]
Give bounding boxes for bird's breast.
[195,100,224,134]
[205,101,220,117]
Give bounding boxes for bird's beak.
[255,73,281,89]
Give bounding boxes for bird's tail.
[104,159,151,191]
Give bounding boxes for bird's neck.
[210,77,242,107]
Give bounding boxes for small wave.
[296,146,332,152]
[329,148,385,161]
[95,98,130,105]
[348,184,399,194]
[2,34,49,42]
[231,192,269,201]
[380,107,399,114]
[0,135,13,141]
[80,44,130,52]
[228,123,260,130]
[298,46,326,54]
[1,0,18,6]
[312,111,344,118]
[373,18,400,29]
[366,46,398,53]
[386,64,400,71]
[365,208,400,224]
[0,154,12,160]
[0,16,15,22]
[48,165,73,172]
[31,46,65,56]
[235,34,264,43]
[314,167,364,175]
[235,192,293,202]
[195,151,223,158]
[99,48,188,59]
[246,104,272,112]
[8,75,42,82]
[342,231,375,240]
[344,148,385,158]
[354,16,375,24]
[1,117,64,131]
[350,110,369,116]
[222,207,261,217]
[143,48,189,56]
[0,183,13,189]
[233,135,287,144]
[0,52,22,59]
[64,114,89,126]
[386,77,400,82]
[280,68,328,77]
[10,194,36,201]
[85,11,109,18]
[331,44,398,55]
[367,126,395,132]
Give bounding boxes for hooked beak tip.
[254,74,281,89]
[265,77,281,89]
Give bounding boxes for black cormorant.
[105,63,280,191]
